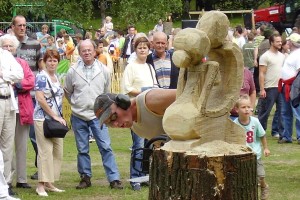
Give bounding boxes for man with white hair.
[278,33,300,143]
[0,39,24,197]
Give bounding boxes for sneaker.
[30,171,38,180]
[89,136,95,143]
[110,180,123,189]
[76,175,91,189]
[272,133,280,138]
[261,185,269,200]
[131,183,141,191]
[278,138,292,144]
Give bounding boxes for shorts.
[257,159,265,178]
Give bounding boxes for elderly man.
[64,39,123,190]
[146,32,179,89]
[278,33,300,143]
[0,47,24,196]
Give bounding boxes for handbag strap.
[46,78,63,118]
[147,63,159,88]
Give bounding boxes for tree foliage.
[111,0,182,27]
[1,0,93,23]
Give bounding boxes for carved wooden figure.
[149,11,257,200]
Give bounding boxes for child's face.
[58,42,63,47]
[47,39,53,45]
[236,99,252,118]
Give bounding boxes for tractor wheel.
[294,14,300,30]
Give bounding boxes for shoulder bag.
[43,79,69,138]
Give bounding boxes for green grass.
[12,109,300,200]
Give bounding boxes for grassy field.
[10,110,300,200]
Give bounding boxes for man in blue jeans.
[64,39,122,189]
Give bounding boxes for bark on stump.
[149,148,257,200]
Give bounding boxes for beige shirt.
[259,50,285,88]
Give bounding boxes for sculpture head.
[196,11,230,48]
[172,28,210,68]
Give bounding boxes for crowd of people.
[0,12,300,200]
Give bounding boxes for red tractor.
[254,0,300,32]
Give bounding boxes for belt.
[0,95,11,99]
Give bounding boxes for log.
[149,140,257,200]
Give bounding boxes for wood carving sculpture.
[149,12,257,200]
[163,11,245,145]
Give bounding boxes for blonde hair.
[235,94,250,108]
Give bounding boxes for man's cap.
[287,33,300,44]
[94,93,117,126]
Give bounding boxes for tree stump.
[149,140,257,200]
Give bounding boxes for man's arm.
[259,65,267,98]
[64,69,74,103]
[146,89,176,115]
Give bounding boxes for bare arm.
[260,136,270,157]
[259,65,267,98]
[35,90,66,125]
[146,89,176,115]
[254,47,258,67]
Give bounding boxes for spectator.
[46,36,57,51]
[63,35,75,60]
[57,39,65,60]
[234,25,246,49]
[278,33,300,143]
[258,34,285,138]
[0,42,24,196]
[72,33,83,64]
[0,34,34,190]
[104,16,113,33]
[242,32,255,73]
[11,15,42,182]
[233,95,270,200]
[64,39,123,190]
[85,32,93,40]
[121,36,158,191]
[121,25,136,60]
[36,24,50,55]
[153,19,163,32]
[34,49,65,196]
[146,31,179,89]
[230,67,256,120]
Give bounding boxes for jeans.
[271,106,284,136]
[258,87,283,136]
[130,130,145,185]
[71,115,120,182]
[280,89,300,142]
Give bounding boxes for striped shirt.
[16,35,41,73]
[152,50,171,88]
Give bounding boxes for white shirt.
[281,48,300,80]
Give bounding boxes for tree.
[1,0,93,23]
[111,0,182,28]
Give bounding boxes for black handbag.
[43,79,69,138]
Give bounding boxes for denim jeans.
[130,130,145,185]
[71,114,120,182]
[258,87,283,136]
[271,106,284,136]
[280,89,300,142]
